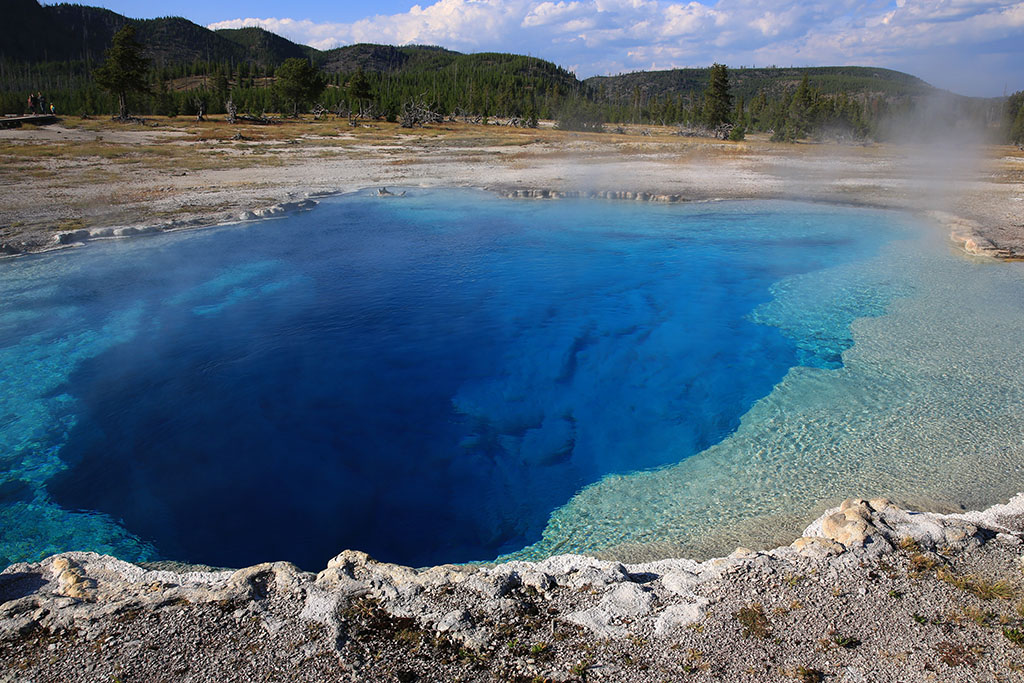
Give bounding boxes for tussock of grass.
[908,552,941,575]
[789,667,824,682]
[936,641,977,667]
[735,603,770,639]
[961,606,995,625]
[897,537,922,552]
[937,568,1015,600]
[1005,627,1024,647]
[830,634,861,649]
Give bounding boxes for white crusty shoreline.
[4,495,1024,681]
[25,186,1018,266]
[1,121,1023,260]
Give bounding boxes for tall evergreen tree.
[1007,91,1024,145]
[274,58,325,116]
[702,63,733,126]
[1011,104,1024,145]
[93,25,150,120]
[787,74,813,139]
[348,70,373,115]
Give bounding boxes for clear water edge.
[504,233,1024,563]
[2,189,1023,570]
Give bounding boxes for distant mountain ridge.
[2,1,486,75]
[3,0,240,64]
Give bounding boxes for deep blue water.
[2,191,912,569]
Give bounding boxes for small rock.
[653,599,708,636]
[436,609,470,633]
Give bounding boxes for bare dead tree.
[349,102,380,126]
[332,102,350,120]
[399,99,444,128]
[675,123,733,139]
[312,103,328,121]
[225,98,237,124]
[451,107,481,124]
[502,116,539,128]
[235,113,276,124]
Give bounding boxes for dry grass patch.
[908,552,942,576]
[735,603,770,639]
[936,641,979,667]
[62,117,155,132]
[961,606,996,625]
[788,667,825,683]
[53,218,86,231]
[937,568,1015,600]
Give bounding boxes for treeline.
[4,33,1022,145]
[1007,91,1024,144]
[2,51,580,122]
[606,72,874,141]
[593,67,1015,143]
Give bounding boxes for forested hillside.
[588,66,936,104]
[3,0,248,65]
[2,0,1019,144]
[587,66,1007,142]
[213,27,317,65]
[0,1,585,124]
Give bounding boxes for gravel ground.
[4,497,1024,682]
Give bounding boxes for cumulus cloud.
[522,1,586,28]
[208,0,1024,95]
[660,2,723,36]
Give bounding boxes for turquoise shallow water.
[508,215,1024,562]
[2,190,1023,570]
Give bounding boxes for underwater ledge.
[4,494,1024,680]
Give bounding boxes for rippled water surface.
[2,190,1023,570]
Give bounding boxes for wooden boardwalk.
[0,114,59,129]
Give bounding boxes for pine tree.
[749,90,768,129]
[702,63,732,127]
[1011,105,1024,145]
[1008,91,1024,145]
[348,70,373,116]
[213,72,230,102]
[274,58,325,117]
[787,74,813,139]
[154,79,177,117]
[93,25,150,120]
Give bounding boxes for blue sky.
[62,1,1024,96]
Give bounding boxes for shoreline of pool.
[4,493,1024,680]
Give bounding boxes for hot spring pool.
[2,190,1024,570]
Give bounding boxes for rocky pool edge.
[3,186,1020,263]
[3,494,1024,680]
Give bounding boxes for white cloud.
[209,17,350,50]
[661,2,722,36]
[208,0,1024,94]
[522,1,585,28]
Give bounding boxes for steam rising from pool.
[2,190,1023,570]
